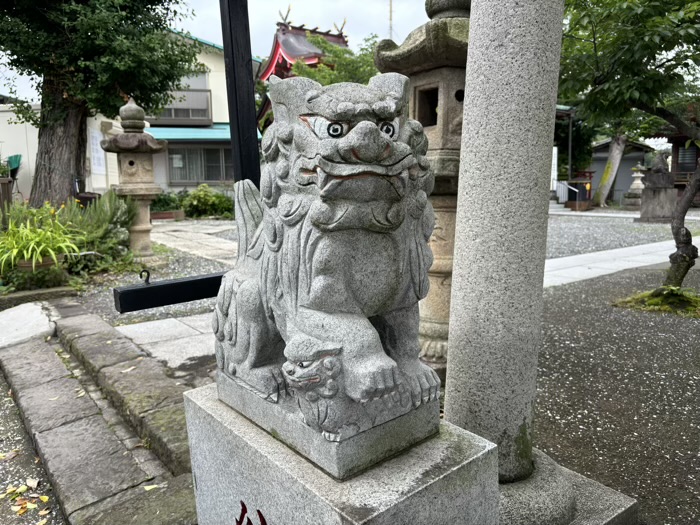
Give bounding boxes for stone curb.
[54,307,192,477]
[0,297,197,524]
[0,332,195,524]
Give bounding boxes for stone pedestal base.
[500,450,638,525]
[217,371,440,480]
[185,384,499,525]
[636,187,676,223]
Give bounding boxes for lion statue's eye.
[297,361,313,369]
[304,116,350,139]
[327,122,345,138]
[379,119,400,140]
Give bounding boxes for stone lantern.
[375,0,470,381]
[101,99,165,261]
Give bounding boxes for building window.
[168,147,234,184]
[678,143,698,173]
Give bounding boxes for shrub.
[0,266,68,293]
[151,192,181,212]
[59,191,136,276]
[182,184,234,218]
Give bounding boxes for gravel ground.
[0,372,68,525]
[75,245,231,326]
[537,266,700,525]
[545,215,687,258]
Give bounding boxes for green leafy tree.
[560,0,700,285]
[292,34,379,86]
[0,1,202,206]
[560,1,700,203]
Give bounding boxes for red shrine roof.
[258,22,349,82]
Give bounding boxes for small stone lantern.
[101,99,165,260]
[375,0,470,381]
[621,163,645,210]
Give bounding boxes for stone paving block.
[142,403,191,476]
[16,376,99,436]
[178,313,214,334]
[116,318,200,345]
[70,332,145,376]
[97,358,187,431]
[0,339,71,391]
[48,297,88,319]
[69,473,196,525]
[56,314,114,347]
[0,303,55,349]
[141,332,213,369]
[35,414,150,516]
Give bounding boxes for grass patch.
[615,286,700,317]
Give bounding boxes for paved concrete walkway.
[543,240,674,288]
[151,221,236,265]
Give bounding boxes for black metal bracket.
[113,272,225,314]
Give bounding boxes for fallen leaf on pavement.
[37,519,49,525]
[143,485,159,491]
[2,450,19,461]
[26,478,39,490]
[26,502,37,509]
[48,396,59,401]
[121,366,137,373]
[39,496,49,503]
[16,485,28,494]
[10,505,21,512]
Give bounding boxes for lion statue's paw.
[344,353,402,403]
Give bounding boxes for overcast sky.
[1,0,429,102]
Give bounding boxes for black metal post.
[219,0,261,187]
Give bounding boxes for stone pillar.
[375,0,470,381]
[621,163,645,210]
[101,99,165,260]
[444,0,565,480]
[444,1,640,524]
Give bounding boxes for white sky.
[1,0,428,102]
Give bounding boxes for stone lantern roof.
[101,98,167,154]
[375,0,470,76]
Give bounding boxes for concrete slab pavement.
[0,302,55,349]
[151,221,236,266]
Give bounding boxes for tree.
[292,34,379,86]
[560,0,700,202]
[560,0,700,285]
[0,1,202,206]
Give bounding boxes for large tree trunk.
[29,78,88,207]
[593,134,627,207]
[663,163,700,288]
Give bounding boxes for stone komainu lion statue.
[213,73,440,437]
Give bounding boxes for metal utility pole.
[219,0,261,188]
[389,0,394,40]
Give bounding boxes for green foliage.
[0,266,68,293]
[0,205,81,273]
[151,192,182,212]
[182,184,234,218]
[560,0,700,137]
[0,1,203,122]
[59,191,136,276]
[292,34,379,86]
[615,286,700,317]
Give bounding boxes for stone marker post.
[445,1,639,523]
[101,99,165,260]
[635,152,676,223]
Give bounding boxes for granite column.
[444,0,565,483]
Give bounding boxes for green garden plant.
[151,192,182,212]
[182,184,234,218]
[0,212,80,272]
